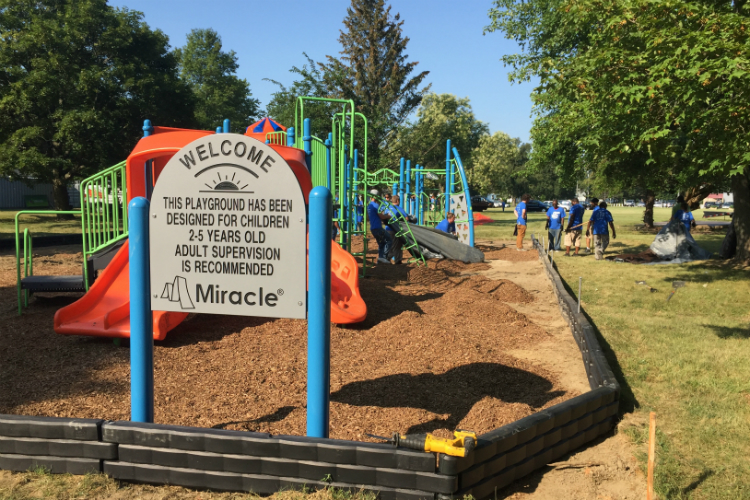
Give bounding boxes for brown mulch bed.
[0,239,574,443]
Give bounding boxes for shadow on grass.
[706,325,750,339]
[682,468,715,495]
[554,270,640,414]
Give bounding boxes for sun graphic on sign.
[197,166,253,193]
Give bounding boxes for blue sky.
[110,0,536,143]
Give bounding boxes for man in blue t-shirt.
[564,198,585,256]
[436,212,456,235]
[585,197,599,253]
[514,194,530,251]
[385,194,409,264]
[587,201,616,260]
[671,201,696,234]
[545,199,567,251]
[367,190,394,264]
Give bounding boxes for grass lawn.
[0,209,81,241]
[477,206,750,499]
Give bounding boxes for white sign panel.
[450,193,471,244]
[149,134,307,319]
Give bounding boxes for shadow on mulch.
[157,314,275,348]
[212,405,297,430]
[331,362,565,435]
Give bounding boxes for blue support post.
[446,139,451,218]
[303,118,312,172]
[223,119,230,134]
[216,126,223,134]
[325,133,332,190]
[142,119,153,137]
[392,183,398,196]
[353,151,359,231]
[288,127,296,147]
[399,158,405,204]
[405,161,411,215]
[128,197,153,423]
[307,186,332,438]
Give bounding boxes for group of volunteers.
[366,189,459,265]
[514,195,617,261]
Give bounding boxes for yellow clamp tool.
[367,430,477,457]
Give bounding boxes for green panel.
[310,136,328,188]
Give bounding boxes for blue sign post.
[306,186,332,438]
[128,196,154,423]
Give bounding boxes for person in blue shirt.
[671,201,696,234]
[587,201,616,260]
[501,199,506,212]
[545,199,567,251]
[385,194,409,264]
[564,198,585,256]
[514,194,530,251]
[367,190,394,264]
[585,197,599,253]
[436,212,456,235]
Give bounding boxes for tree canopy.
[0,0,194,209]
[487,0,750,257]
[175,28,259,132]
[320,0,431,168]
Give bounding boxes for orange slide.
[54,241,188,341]
[54,239,366,341]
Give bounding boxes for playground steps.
[20,275,86,293]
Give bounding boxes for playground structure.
[15,116,367,339]
[15,98,476,338]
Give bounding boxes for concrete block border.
[0,236,620,499]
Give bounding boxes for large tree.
[487,0,750,258]
[0,0,194,210]
[390,94,488,173]
[175,28,259,132]
[320,0,431,168]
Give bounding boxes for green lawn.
[477,206,750,499]
[0,209,82,241]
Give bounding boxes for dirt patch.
[479,244,539,262]
[0,238,575,443]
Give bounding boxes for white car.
[559,200,572,210]
[623,199,635,207]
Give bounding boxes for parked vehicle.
[664,200,676,208]
[722,202,734,209]
[524,200,548,212]
[559,200,572,210]
[637,201,646,207]
[470,196,493,212]
[623,199,635,207]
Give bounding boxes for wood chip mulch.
[0,240,576,443]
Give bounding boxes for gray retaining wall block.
[104,422,434,472]
[104,461,436,500]
[0,415,102,441]
[116,444,455,494]
[0,453,101,475]
[0,436,116,459]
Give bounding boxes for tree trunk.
[52,176,72,216]
[731,170,750,263]
[684,184,714,210]
[642,189,656,228]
